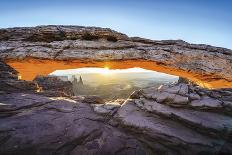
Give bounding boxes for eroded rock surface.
[0,25,232,86]
[0,82,232,155]
[0,93,153,155]
[0,59,232,155]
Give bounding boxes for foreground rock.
[0,25,232,84]
[0,79,232,154]
[0,93,150,155]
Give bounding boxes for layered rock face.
[114,85,232,155]
[0,25,127,42]
[0,25,232,88]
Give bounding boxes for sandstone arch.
[1,25,232,88]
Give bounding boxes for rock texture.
[0,25,232,87]
[0,60,232,155]
[33,75,74,97]
[0,60,38,93]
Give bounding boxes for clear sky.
[0,0,231,49]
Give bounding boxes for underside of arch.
[5,57,232,89]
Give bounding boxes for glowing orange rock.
[6,58,232,89]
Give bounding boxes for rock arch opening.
[5,58,232,89]
[47,67,179,101]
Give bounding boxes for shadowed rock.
[0,60,38,93]
[0,78,232,154]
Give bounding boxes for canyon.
[0,25,232,155]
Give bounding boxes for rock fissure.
[53,129,101,155]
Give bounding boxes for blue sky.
[0,0,231,49]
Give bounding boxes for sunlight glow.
[101,67,110,75]
[49,67,179,81]
[50,67,156,76]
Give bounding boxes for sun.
[101,67,111,75]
